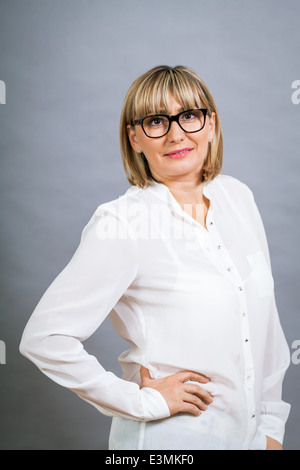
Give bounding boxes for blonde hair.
[120,65,223,187]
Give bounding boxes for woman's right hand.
[140,366,213,416]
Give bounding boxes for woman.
[20,65,291,450]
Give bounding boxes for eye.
[181,111,197,121]
[145,116,168,127]
[150,118,163,126]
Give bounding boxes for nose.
[166,120,185,143]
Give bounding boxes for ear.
[208,112,216,141]
[127,124,142,153]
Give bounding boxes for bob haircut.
[120,65,223,188]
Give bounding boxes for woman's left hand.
[266,436,283,450]
[140,366,213,416]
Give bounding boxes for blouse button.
[239,286,243,291]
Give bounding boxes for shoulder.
[211,174,255,204]
[208,174,259,218]
[81,185,145,239]
[214,174,253,195]
[93,185,145,219]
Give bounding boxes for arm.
[19,207,170,421]
[250,193,291,448]
[266,436,283,451]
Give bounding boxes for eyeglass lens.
[142,109,206,138]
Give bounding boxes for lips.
[164,148,194,159]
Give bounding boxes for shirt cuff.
[140,387,171,421]
[258,401,291,445]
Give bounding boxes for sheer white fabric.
[20,174,290,450]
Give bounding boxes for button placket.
[205,219,243,287]
[200,202,259,448]
[203,218,257,417]
[204,216,228,266]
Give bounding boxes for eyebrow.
[157,107,185,115]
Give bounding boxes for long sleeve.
[19,176,292,449]
[19,205,170,421]
[250,193,291,445]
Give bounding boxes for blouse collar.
[147,178,213,205]
[146,179,214,230]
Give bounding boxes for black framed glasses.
[131,108,208,139]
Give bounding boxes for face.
[127,93,215,185]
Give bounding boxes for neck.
[151,172,210,229]
[153,173,205,205]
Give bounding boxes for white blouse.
[20,174,291,450]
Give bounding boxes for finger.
[184,384,213,404]
[183,392,209,411]
[140,365,152,381]
[180,402,202,416]
[176,370,210,384]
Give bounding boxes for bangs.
[131,67,208,119]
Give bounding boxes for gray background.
[0,0,299,450]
